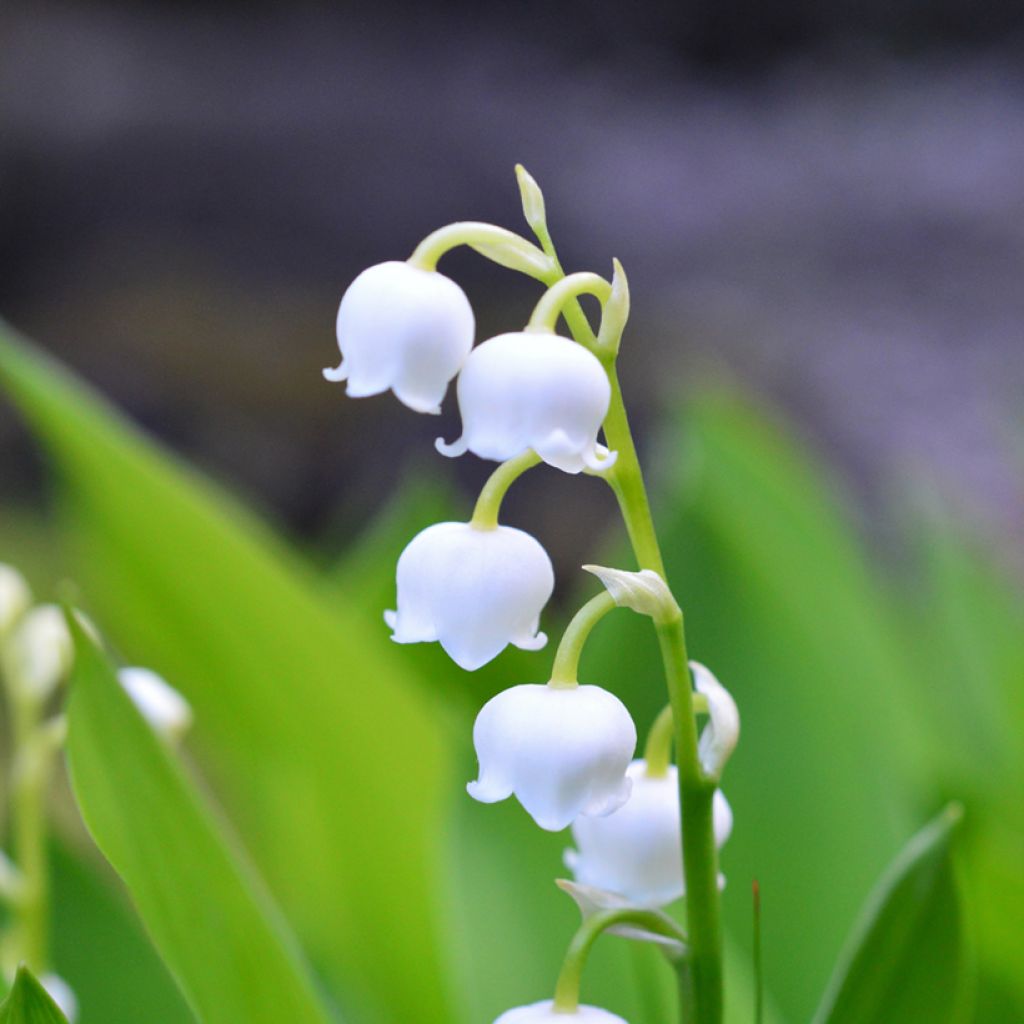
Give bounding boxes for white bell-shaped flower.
[494,1000,627,1023]
[565,760,733,907]
[324,261,474,414]
[2,604,73,700]
[118,667,193,742]
[468,683,636,831]
[385,521,553,671]
[40,973,78,1022]
[691,661,740,780]
[436,331,616,473]
[0,564,32,637]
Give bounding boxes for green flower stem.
[549,288,724,1022]
[527,273,611,336]
[407,222,552,278]
[657,616,724,1024]
[644,695,709,778]
[553,908,687,1012]
[549,592,617,688]
[1,680,53,978]
[469,450,542,530]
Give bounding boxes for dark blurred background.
[1,0,1023,567]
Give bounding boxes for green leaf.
[0,323,453,1022]
[64,615,335,1024]
[812,804,970,1024]
[0,966,69,1024]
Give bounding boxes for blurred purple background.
[2,0,1022,566]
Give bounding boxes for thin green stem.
[551,278,724,1021]
[407,222,553,279]
[469,450,542,530]
[553,908,687,1012]
[658,617,724,1024]
[644,705,675,778]
[527,273,611,336]
[549,592,617,687]
[2,686,51,978]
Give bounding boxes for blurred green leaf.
[0,967,68,1024]
[65,616,334,1024]
[811,804,969,1024]
[0,323,454,1022]
[51,841,193,1023]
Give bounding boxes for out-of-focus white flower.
[385,522,553,671]
[468,683,636,831]
[2,605,73,700]
[494,1000,627,1023]
[40,972,78,1022]
[690,661,740,780]
[0,564,32,637]
[324,261,474,414]
[118,667,193,742]
[436,332,616,473]
[565,759,733,907]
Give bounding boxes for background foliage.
[0,317,1020,1022]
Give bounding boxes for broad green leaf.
[584,393,924,1019]
[51,841,193,1023]
[0,967,68,1024]
[0,323,453,1023]
[812,804,969,1024]
[65,616,334,1024]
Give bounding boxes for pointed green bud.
[515,164,548,238]
[595,259,630,357]
[583,564,679,624]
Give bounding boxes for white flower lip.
[494,999,628,1023]
[385,522,554,671]
[468,683,637,832]
[436,331,617,473]
[565,759,733,907]
[325,261,474,414]
[118,667,193,741]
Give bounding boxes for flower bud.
[494,1000,627,1023]
[40,973,78,1022]
[436,332,616,474]
[2,604,73,700]
[0,563,32,638]
[385,522,553,671]
[324,261,474,414]
[468,683,636,831]
[118,667,193,742]
[565,760,733,907]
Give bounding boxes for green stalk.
[554,293,724,1023]
[549,591,617,687]
[553,908,687,1012]
[469,450,542,530]
[2,683,51,978]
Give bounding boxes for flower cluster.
[327,170,740,1022]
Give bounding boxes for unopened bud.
[0,563,32,638]
[583,565,679,623]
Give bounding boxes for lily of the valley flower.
[324,261,475,414]
[494,1000,628,1023]
[385,521,554,670]
[2,605,73,700]
[436,331,616,473]
[118,667,193,742]
[0,564,31,637]
[691,660,740,780]
[468,683,636,831]
[40,973,78,1022]
[565,759,733,907]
